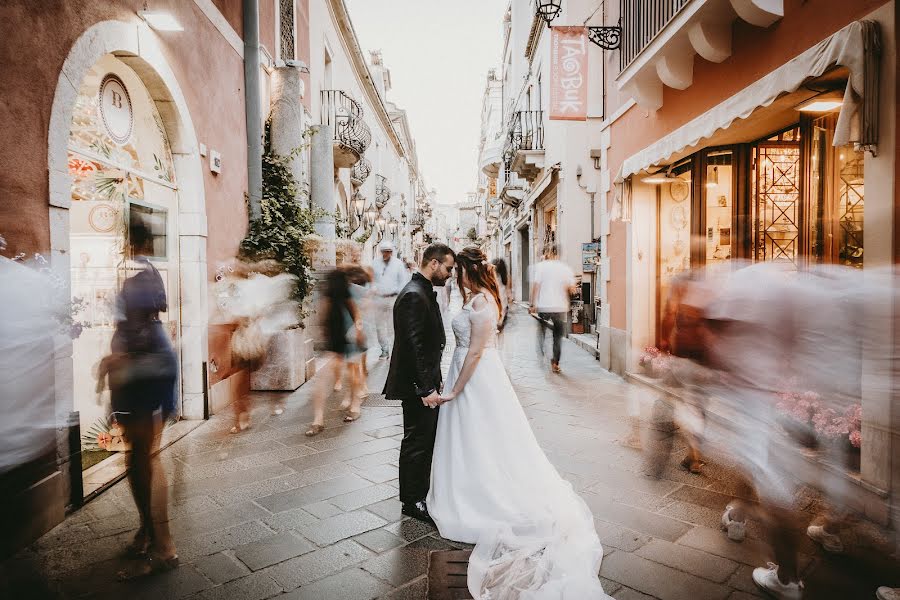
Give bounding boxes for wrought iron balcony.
[508,110,544,182]
[500,159,525,208]
[509,110,544,153]
[350,156,371,186]
[374,174,390,208]
[619,0,690,72]
[320,90,372,168]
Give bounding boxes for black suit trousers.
[399,397,439,504]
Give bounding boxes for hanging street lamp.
[536,0,562,26]
[364,204,378,227]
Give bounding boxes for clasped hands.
[422,389,457,409]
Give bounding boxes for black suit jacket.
[383,273,446,399]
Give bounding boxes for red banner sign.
[549,27,588,121]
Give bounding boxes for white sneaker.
[752,563,803,600]
[806,525,843,553]
[720,504,746,542]
[877,587,900,600]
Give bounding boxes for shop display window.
[657,159,693,332]
[704,151,733,271]
[752,127,802,266]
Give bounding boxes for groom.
[383,243,456,524]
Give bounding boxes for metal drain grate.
[362,394,402,407]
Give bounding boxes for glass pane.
[659,164,692,314]
[838,148,864,268]
[755,141,801,266]
[705,151,732,271]
[809,120,828,263]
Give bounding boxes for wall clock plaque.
[89,203,118,233]
[98,74,133,145]
[669,179,689,202]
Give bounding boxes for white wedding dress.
[427,293,610,600]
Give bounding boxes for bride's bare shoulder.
[471,291,496,311]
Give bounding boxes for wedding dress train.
[427,294,610,599]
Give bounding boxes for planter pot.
[780,418,819,450]
[251,328,310,391]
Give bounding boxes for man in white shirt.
[372,240,408,358]
[529,244,576,373]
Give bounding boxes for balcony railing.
[320,90,372,158]
[509,110,544,154]
[619,0,691,71]
[374,174,390,208]
[350,157,371,186]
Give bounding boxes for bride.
[427,247,610,599]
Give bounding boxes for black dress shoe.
[401,501,435,525]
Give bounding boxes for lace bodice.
[452,293,499,349]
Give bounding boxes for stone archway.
[48,21,209,422]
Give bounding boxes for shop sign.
[582,242,600,273]
[549,27,588,121]
[98,74,133,145]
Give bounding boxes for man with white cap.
[372,240,408,358]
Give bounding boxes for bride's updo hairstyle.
[455,246,503,320]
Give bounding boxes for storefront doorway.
[652,111,865,346]
[66,54,182,468]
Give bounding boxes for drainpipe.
[244,0,262,221]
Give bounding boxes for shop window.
[809,115,865,268]
[704,151,733,270]
[658,158,693,318]
[67,54,180,467]
[752,127,801,266]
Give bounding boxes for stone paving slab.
[255,474,372,513]
[298,510,388,546]
[601,551,731,600]
[233,531,316,571]
[280,567,393,600]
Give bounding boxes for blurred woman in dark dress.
[108,217,178,574]
[305,267,365,436]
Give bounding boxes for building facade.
[594,0,897,540]
[481,1,606,324]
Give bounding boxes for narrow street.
[2,295,884,600]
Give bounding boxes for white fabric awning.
[619,20,880,181]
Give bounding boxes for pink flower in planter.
[849,430,861,448]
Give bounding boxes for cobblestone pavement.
[3,296,894,599]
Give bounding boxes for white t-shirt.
[532,259,576,313]
[373,256,408,296]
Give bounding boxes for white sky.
[346,0,508,206]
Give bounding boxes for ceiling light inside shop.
[706,166,719,188]
[139,10,183,31]
[797,91,843,113]
[642,173,678,185]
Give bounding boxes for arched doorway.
[67,53,182,445]
[48,21,209,499]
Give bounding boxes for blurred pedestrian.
[343,264,373,413]
[372,240,407,358]
[658,261,715,475]
[491,258,512,332]
[306,267,366,436]
[529,244,576,373]
[218,260,298,432]
[106,217,178,575]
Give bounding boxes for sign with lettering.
[98,74,133,144]
[549,27,588,121]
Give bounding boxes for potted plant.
[639,346,666,378]
[239,122,321,391]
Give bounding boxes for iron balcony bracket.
[587,26,621,50]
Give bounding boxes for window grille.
[279,0,296,62]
